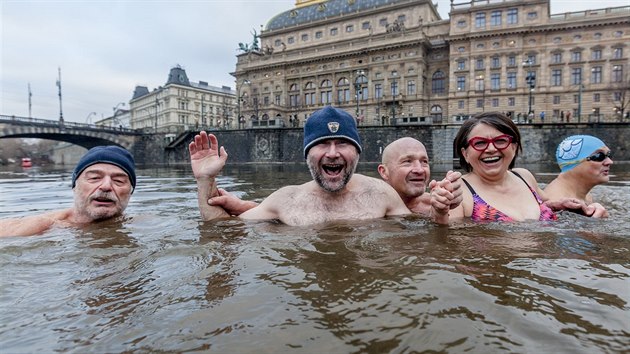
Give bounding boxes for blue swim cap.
[556,135,606,172]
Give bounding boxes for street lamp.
[237,79,251,129]
[354,70,366,123]
[85,112,97,124]
[577,68,596,123]
[391,71,398,124]
[112,102,125,128]
[523,58,536,117]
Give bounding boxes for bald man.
[377,137,462,217]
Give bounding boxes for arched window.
[305,81,315,90]
[321,79,332,88]
[289,83,298,91]
[432,71,446,94]
[337,77,350,103]
[320,79,332,104]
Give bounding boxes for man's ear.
[377,164,389,181]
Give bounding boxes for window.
[527,12,538,19]
[304,92,315,105]
[379,18,387,26]
[475,58,485,70]
[432,71,446,94]
[275,95,280,105]
[320,79,332,104]
[305,82,315,90]
[612,65,623,82]
[613,92,622,101]
[475,76,484,91]
[274,39,281,47]
[397,15,406,23]
[457,20,466,28]
[592,49,602,60]
[491,56,501,68]
[330,28,338,36]
[613,47,623,59]
[289,94,299,107]
[337,78,350,103]
[374,84,382,99]
[594,93,600,102]
[492,98,499,107]
[592,66,602,84]
[346,25,354,33]
[573,95,579,104]
[507,72,517,89]
[475,13,486,28]
[551,69,562,86]
[553,95,561,104]
[491,73,500,90]
[263,96,269,106]
[301,34,308,41]
[491,11,502,26]
[457,60,466,70]
[571,68,582,85]
[391,79,399,96]
[571,51,581,62]
[476,99,484,108]
[457,76,466,91]
[287,37,295,44]
[526,54,537,65]
[458,46,466,53]
[507,9,518,24]
[458,100,465,109]
[315,31,323,39]
[508,97,515,106]
[407,80,416,95]
[508,56,516,67]
[362,21,370,30]
[550,52,562,64]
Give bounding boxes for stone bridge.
[0,115,140,149]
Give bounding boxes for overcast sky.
[1,0,627,123]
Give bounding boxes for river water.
[1,163,629,353]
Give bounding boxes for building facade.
[129,66,237,135]
[233,0,630,126]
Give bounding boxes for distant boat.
[21,157,32,168]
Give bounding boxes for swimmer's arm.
[208,188,259,216]
[0,211,65,237]
[238,189,283,221]
[196,177,230,221]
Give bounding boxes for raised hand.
[189,131,228,179]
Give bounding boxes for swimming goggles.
[585,151,613,162]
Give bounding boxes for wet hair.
[453,112,522,172]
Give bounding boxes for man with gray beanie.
[0,146,136,237]
[190,106,457,226]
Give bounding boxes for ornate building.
[129,66,236,134]
[233,0,629,126]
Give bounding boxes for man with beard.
[377,137,462,217]
[0,146,136,237]
[190,106,458,226]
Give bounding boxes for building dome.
[266,0,410,31]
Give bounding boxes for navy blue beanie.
[303,106,362,158]
[72,146,136,191]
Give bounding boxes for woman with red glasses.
[448,112,590,222]
[543,135,612,217]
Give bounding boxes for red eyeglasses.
[467,134,514,151]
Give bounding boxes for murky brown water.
[1,163,629,353]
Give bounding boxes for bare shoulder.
[512,168,538,185]
[0,209,72,237]
[239,184,304,221]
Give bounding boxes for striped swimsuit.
[462,171,557,222]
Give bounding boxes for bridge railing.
[0,114,140,134]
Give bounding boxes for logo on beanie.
[327,122,340,133]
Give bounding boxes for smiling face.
[306,138,359,193]
[461,123,517,178]
[73,163,133,222]
[378,138,430,200]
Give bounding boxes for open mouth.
[322,164,343,176]
[481,156,501,164]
